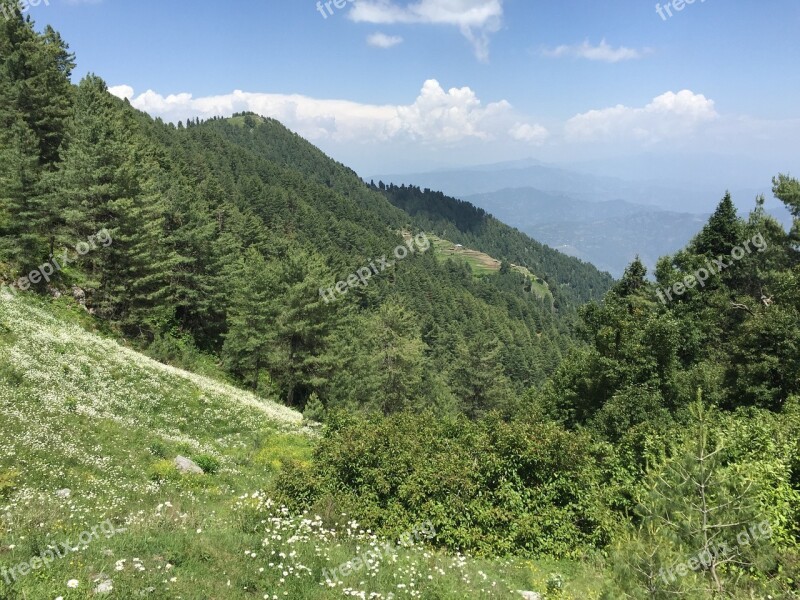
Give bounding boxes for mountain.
[370,157,796,217]
[2,8,800,599]
[370,160,794,276]
[461,188,708,277]
[0,4,613,421]
[371,159,710,212]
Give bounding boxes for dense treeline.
[280,188,800,597]
[0,8,610,418]
[535,191,800,432]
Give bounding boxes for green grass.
[228,114,268,127]
[0,292,606,599]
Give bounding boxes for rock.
[517,592,542,600]
[56,488,71,499]
[174,455,203,474]
[72,286,86,305]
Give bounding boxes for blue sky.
[27,0,800,179]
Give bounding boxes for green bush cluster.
[0,468,20,499]
[195,454,221,475]
[277,410,624,558]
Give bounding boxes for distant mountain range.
[462,188,707,277]
[371,160,794,278]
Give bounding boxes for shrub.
[149,459,179,482]
[277,410,621,558]
[149,441,168,458]
[195,454,220,475]
[0,468,20,499]
[302,392,326,423]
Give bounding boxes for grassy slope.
[0,293,605,599]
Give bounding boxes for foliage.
[610,401,798,598]
[194,454,221,475]
[277,410,624,559]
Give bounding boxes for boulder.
[174,455,203,474]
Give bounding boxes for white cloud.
[107,82,799,173]
[509,122,549,144]
[109,79,519,146]
[565,90,718,144]
[542,39,648,63]
[367,32,404,48]
[108,84,134,100]
[349,0,503,62]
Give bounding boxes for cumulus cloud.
[367,32,404,48]
[542,39,648,63]
[108,84,134,100]
[565,90,718,144]
[349,0,503,62]
[109,79,525,146]
[509,122,549,144]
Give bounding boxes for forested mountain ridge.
[0,10,612,420]
[371,182,613,306]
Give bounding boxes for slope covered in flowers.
[0,294,593,599]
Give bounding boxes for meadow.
[0,293,604,599]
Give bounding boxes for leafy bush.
[149,440,168,458]
[0,468,20,499]
[254,433,313,473]
[149,459,179,482]
[277,410,624,558]
[195,454,220,475]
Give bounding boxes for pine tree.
[615,398,773,598]
[615,257,648,297]
[222,247,274,390]
[0,7,73,274]
[359,299,428,414]
[56,75,178,329]
[448,331,514,419]
[261,246,342,407]
[0,118,43,274]
[692,193,745,259]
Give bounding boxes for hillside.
[426,234,553,300]
[2,7,800,599]
[1,18,614,418]
[0,293,602,599]
[371,183,612,305]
